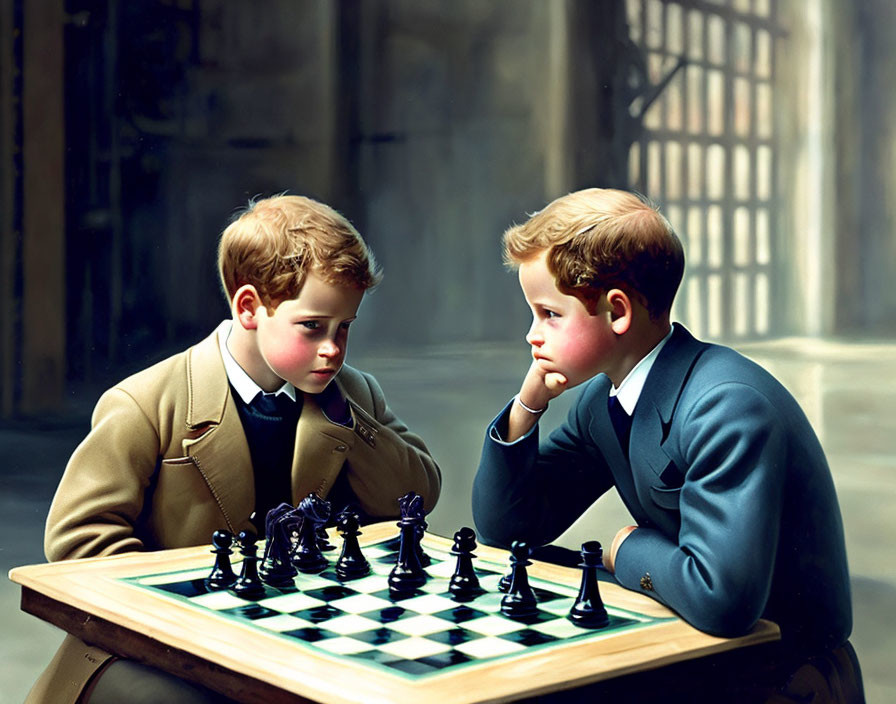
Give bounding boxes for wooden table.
[9,522,779,703]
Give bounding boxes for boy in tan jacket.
[28,194,441,703]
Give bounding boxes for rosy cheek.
[264,338,315,371]
[557,323,599,373]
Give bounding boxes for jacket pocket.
[152,457,221,547]
[160,456,195,467]
[649,484,681,511]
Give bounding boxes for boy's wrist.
[514,394,547,414]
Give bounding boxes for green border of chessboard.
[122,536,674,681]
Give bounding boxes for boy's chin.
[562,372,600,389]
[295,375,337,395]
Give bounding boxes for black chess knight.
[260,503,300,587]
[291,493,331,573]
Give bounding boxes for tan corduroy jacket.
[26,326,441,703]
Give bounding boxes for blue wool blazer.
[473,324,852,652]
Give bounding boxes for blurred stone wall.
[121,0,559,361]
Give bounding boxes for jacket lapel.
[290,393,356,504]
[588,375,652,525]
[181,327,367,525]
[631,324,707,480]
[181,327,254,531]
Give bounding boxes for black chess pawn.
[388,513,427,597]
[335,509,370,580]
[500,541,538,619]
[260,506,300,587]
[448,527,481,602]
[205,530,237,590]
[568,541,610,629]
[232,531,266,599]
[291,493,331,573]
[498,542,532,592]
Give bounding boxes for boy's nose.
[319,340,341,358]
[526,326,544,347]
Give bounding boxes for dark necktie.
[251,392,295,419]
[608,394,633,458]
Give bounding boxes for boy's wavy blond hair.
[218,194,381,308]
[503,188,684,319]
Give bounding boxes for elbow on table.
[682,589,765,638]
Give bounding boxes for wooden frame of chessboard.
[9,522,779,704]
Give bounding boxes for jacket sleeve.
[341,370,441,518]
[44,387,160,561]
[613,382,787,637]
[472,385,614,549]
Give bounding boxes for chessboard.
[127,533,657,679]
[9,522,780,704]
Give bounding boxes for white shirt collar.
[216,320,297,405]
[609,326,674,416]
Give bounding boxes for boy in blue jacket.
[473,188,862,702]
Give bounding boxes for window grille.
[627,0,784,340]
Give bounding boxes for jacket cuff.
[488,398,539,446]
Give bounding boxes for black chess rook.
[568,541,610,629]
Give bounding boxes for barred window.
[627,0,783,340]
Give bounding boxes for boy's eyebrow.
[293,312,358,321]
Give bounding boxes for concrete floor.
[2,337,894,703]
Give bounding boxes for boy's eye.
[300,321,320,330]
[544,309,558,319]
[339,321,353,330]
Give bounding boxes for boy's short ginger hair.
[503,188,684,319]
[218,194,381,307]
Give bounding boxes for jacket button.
[640,573,654,591]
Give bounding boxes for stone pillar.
[21,0,65,413]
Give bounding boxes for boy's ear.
[233,285,264,330]
[606,288,633,335]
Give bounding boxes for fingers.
[543,372,568,395]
